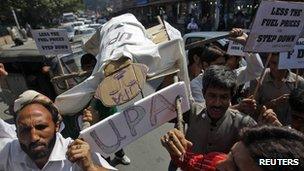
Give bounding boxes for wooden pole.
[185,34,231,50]
[253,53,272,99]
[295,69,299,88]
[174,75,184,133]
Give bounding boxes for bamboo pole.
[253,53,272,99]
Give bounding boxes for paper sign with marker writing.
[244,1,304,53]
[278,38,304,69]
[227,41,245,56]
[31,29,72,55]
[79,82,190,157]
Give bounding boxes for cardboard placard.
[95,63,148,107]
[31,29,72,55]
[79,82,190,157]
[279,38,304,69]
[244,1,304,52]
[227,41,245,56]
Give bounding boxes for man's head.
[81,53,97,71]
[269,53,287,80]
[188,46,205,78]
[217,126,304,171]
[14,90,60,162]
[202,65,237,120]
[289,88,304,132]
[201,46,226,70]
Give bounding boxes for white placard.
[279,38,304,69]
[227,41,245,56]
[31,29,72,55]
[79,82,190,157]
[244,1,304,53]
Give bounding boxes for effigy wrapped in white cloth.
[55,13,190,115]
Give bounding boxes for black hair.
[200,46,226,65]
[289,87,304,113]
[240,126,304,171]
[187,46,205,66]
[202,65,237,96]
[81,53,97,70]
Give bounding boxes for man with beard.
[0,90,116,171]
[185,65,257,154]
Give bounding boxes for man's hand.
[67,139,99,171]
[258,106,282,126]
[161,128,193,157]
[83,106,94,124]
[232,96,257,114]
[266,94,289,109]
[0,63,8,77]
[229,28,248,46]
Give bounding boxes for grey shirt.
[186,104,256,154]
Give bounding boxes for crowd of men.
[0,26,304,171]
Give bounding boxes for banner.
[79,82,190,157]
[244,1,304,52]
[278,38,304,69]
[32,29,72,55]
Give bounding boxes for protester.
[190,28,264,104]
[81,53,97,73]
[0,90,115,170]
[187,18,198,33]
[190,46,226,103]
[161,126,304,171]
[187,46,207,80]
[186,65,257,154]
[249,53,304,125]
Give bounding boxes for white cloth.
[0,119,117,171]
[56,13,191,115]
[190,53,264,103]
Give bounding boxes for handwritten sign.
[227,41,245,56]
[244,1,304,52]
[278,38,304,69]
[79,82,190,157]
[96,63,148,107]
[31,29,72,55]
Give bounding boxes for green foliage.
[0,0,85,28]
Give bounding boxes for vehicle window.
[185,37,205,45]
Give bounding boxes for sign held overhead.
[31,29,72,55]
[244,0,304,53]
[279,38,304,69]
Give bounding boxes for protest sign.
[244,0,304,52]
[31,29,72,55]
[278,38,304,69]
[79,82,190,157]
[227,41,245,56]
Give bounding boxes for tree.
[0,0,84,28]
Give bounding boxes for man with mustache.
[185,65,256,155]
[0,90,116,171]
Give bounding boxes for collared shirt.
[190,53,264,103]
[0,119,117,171]
[251,69,304,125]
[186,106,256,154]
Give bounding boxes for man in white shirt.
[0,90,116,171]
